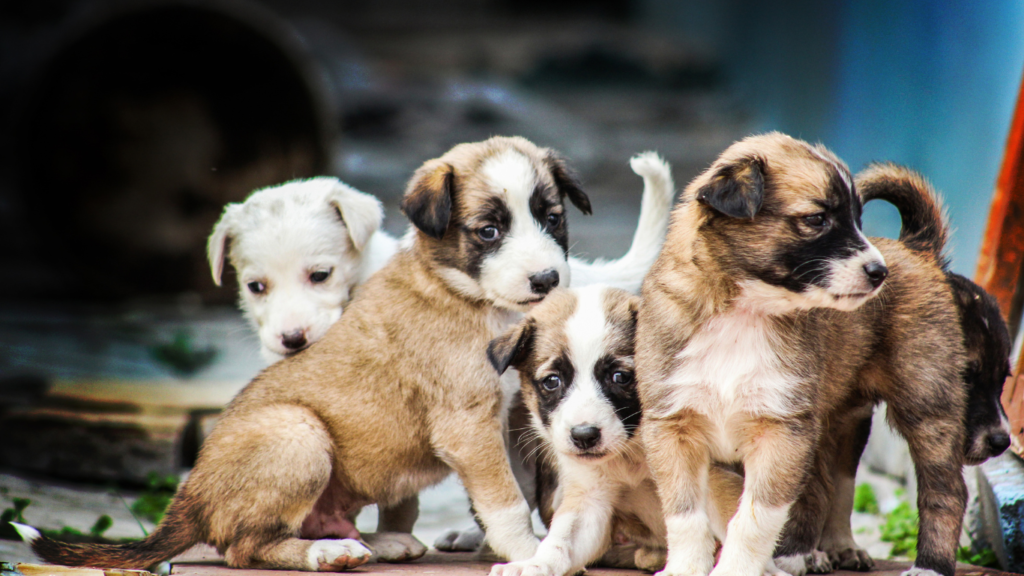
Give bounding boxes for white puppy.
[208,152,674,364]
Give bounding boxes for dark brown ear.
[545,152,592,215]
[401,160,455,239]
[487,318,536,375]
[696,156,765,219]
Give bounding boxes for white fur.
[712,501,792,576]
[305,539,372,571]
[10,522,40,543]
[658,512,717,576]
[659,308,802,458]
[207,177,395,362]
[477,151,574,311]
[569,153,675,292]
[479,502,540,561]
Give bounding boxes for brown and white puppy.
[13,136,601,571]
[805,164,1013,573]
[637,133,967,576]
[486,286,745,576]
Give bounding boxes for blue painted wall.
[642,0,1024,276]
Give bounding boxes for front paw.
[308,539,373,571]
[361,532,428,563]
[434,525,485,551]
[489,560,557,576]
[827,544,873,571]
[774,551,832,576]
[635,547,668,572]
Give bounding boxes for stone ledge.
[974,452,1024,572]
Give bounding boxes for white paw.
[635,547,668,572]
[774,554,810,576]
[489,561,556,576]
[307,539,372,571]
[362,532,428,563]
[434,525,486,551]
[900,568,943,576]
[765,558,794,576]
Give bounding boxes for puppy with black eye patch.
[487,285,747,576]
[801,163,1015,574]
[638,133,968,576]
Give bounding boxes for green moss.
[854,483,880,514]
[130,472,179,524]
[880,501,919,559]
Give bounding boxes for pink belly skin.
[299,478,366,540]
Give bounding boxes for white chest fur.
[664,308,800,460]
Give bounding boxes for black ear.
[401,160,454,239]
[696,156,765,219]
[487,319,536,375]
[545,152,592,215]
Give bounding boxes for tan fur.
[637,133,967,576]
[28,137,604,571]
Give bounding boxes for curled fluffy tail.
[856,162,951,269]
[568,152,675,293]
[13,496,200,569]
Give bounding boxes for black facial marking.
[594,355,641,436]
[949,273,1012,458]
[461,196,513,278]
[533,352,575,427]
[750,164,868,293]
[530,184,568,254]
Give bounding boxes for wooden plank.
[168,553,1014,576]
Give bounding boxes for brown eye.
[479,226,500,241]
[804,213,827,228]
[542,375,562,391]
[247,281,266,294]
[310,269,332,283]
[612,371,632,385]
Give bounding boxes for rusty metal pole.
[976,67,1024,456]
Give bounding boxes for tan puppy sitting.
[637,133,966,576]
[14,136,601,571]
[486,285,746,576]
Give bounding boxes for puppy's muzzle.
[281,329,309,351]
[570,425,601,450]
[529,269,560,295]
[863,261,888,289]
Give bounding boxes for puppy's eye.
[478,226,500,242]
[803,213,828,228]
[542,375,562,391]
[611,371,633,385]
[247,281,266,295]
[546,213,562,228]
[310,269,332,283]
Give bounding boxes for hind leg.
[818,408,874,571]
[196,404,371,571]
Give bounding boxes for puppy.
[486,285,746,576]
[805,164,1014,573]
[15,136,610,571]
[208,154,674,363]
[637,133,967,576]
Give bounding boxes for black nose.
[987,430,1011,455]
[529,269,560,295]
[281,330,308,350]
[570,425,601,450]
[863,261,888,288]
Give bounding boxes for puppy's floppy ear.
[327,182,384,252]
[402,160,454,239]
[487,318,536,375]
[207,203,242,287]
[544,151,592,215]
[697,156,765,219]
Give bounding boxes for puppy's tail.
[857,162,951,269]
[12,494,201,569]
[568,152,674,293]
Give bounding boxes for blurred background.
[1,0,1023,562]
